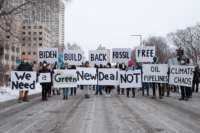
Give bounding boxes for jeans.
[70,87,77,96]
[96,85,103,95]
[142,83,149,96]
[62,88,69,97]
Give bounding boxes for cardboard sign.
[89,50,107,66]
[38,48,58,64]
[136,46,155,62]
[63,50,83,65]
[120,70,142,88]
[53,70,77,88]
[98,68,119,85]
[11,71,36,90]
[169,65,194,87]
[39,73,51,83]
[112,48,131,63]
[76,67,97,85]
[142,64,168,83]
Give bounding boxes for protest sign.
[76,67,97,85]
[98,68,119,85]
[63,50,83,65]
[120,70,142,88]
[142,64,168,83]
[89,50,107,66]
[53,70,77,88]
[39,73,51,83]
[38,48,58,64]
[112,48,131,63]
[11,71,36,90]
[136,46,155,62]
[169,65,194,87]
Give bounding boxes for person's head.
[42,61,48,69]
[107,62,111,68]
[22,56,28,64]
[85,61,89,67]
[128,60,133,67]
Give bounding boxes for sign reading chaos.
[38,48,58,64]
[169,65,194,87]
[142,64,168,83]
[112,48,131,63]
[89,50,107,66]
[136,46,155,62]
[11,71,36,90]
[63,50,83,65]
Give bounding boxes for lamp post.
[130,34,143,46]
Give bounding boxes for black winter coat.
[17,63,33,71]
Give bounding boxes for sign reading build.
[89,50,107,65]
[112,48,131,63]
[38,48,58,64]
[11,71,36,90]
[53,70,77,88]
[63,50,83,65]
[136,46,155,62]
[142,64,168,83]
[169,65,194,87]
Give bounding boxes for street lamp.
[130,34,143,46]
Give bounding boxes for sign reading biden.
[63,50,83,65]
[112,48,131,63]
[38,48,58,64]
[136,46,155,62]
[89,50,107,66]
[11,71,36,90]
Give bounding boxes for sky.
[64,0,200,53]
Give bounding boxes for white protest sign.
[89,50,107,66]
[98,68,119,85]
[63,50,83,65]
[136,46,155,62]
[142,64,168,83]
[77,67,97,85]
[169,65,194,87]
[11,71,36,90]
[120,70,142,88]
[112,48,131,63]
[53,70,77,88]
[39,73,51,83]
[38,48,58,64]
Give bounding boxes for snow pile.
[0,84,42,102]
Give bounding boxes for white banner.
[63,50,83,65]
[98,68,119,85]
[77,67,97,85]
[11,71,36,90]
[120,70,142,88]
[112,48,131,63]
[136,46,155,62]
[38,48,58,64]
[89,50,107,66]
[169,65,194,87]
[39,73,51,83]
[142,64,168,83]
[53,70,77,88]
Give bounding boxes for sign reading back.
[89,50,107,66]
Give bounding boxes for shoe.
[23,99,29,102]
[63,96,66,100]
[18,100,22,103]
[179,98,184,101]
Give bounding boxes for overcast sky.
[64,0,200,52]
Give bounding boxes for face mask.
[24,60,28,63]
[43,63,47,67]
[181,60,185,64]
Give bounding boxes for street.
[0,90,200,133]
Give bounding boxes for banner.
[11,71,36,90]
[98,68,119,85]
[89,50,107,66]
[53,70,77,88]
[142,64,168,83]
[169,65,194,87]
[136,46,155,62]
[39,73,51,83]
[112,48,131,63]
[38,48,58,64]
[120,70,142,88]
[63,50,83,65]
[77,67,97,85]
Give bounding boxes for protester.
[16,56,33,102]
[84,61,90,98]
[115,62,121,95]
[192,66,200,93]
[96,64,103,95]
[51,62,60,96]
[105,62,113,97]
[61,62,69,100]
[70,65,77,96]
[38,61,51,101]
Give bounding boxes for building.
[96,44,111,63]
[21,20,52,70]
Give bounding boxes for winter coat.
[16,63,33,71]
[193,70,200,83]
[38,68,51,86]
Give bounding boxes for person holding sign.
[83,61,90,98]
[61,62,69,100]
[70,65,77,96]
[16,56,33,102]
[104,63,114,96]
[38,61,51,101]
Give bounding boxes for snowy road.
[0,90,200,133]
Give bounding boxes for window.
[5,45,9,50]
[34,26,37,29]
[28,32,31,35]
[33,61,36,64]
[39,26,42,29]
[28,44,31,47]
[33,32,37,35]
[39,43,42,46]
[22,44,25,46]
[6,36,10,39]
[28,26,31,29]
[22,38,25,41]
[11,56,15,61]
[16,48,20,53]
[28,37,31,41]
[12,46,15,52]
[5,54,9,60]
[39,37,42,40]
[33,38,37,41]
[22,52,25,55]
[22,26,25,29]
[28,52,31,55]
[33,52,36,55]
[22,32,26,35]
[39,32,42,35]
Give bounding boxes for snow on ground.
[0,84,42,102]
